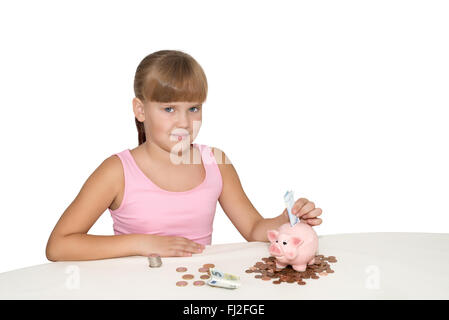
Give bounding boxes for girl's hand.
[140,234,205,257]
[291,198,323,226]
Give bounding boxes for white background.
[0,0,448,274]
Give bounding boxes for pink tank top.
[108,143,223,245]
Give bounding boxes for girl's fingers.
[176,241,203,254]
[301,207,322,219]
[304,218,322,226]
[297,201,315,217]
[292,198,308,214]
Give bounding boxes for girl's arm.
[45,156,149,261]
[212,147,288,242]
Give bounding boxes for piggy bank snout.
[269,243,282,256]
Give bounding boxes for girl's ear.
[133,97,145,122]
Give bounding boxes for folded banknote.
[284,190,299,227]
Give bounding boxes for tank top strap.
[111,149,142,192]
[196,143,223,195]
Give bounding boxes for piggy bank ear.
[291,237,304,247]
[267,230,279,242]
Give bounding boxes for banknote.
[206,268,241,289]
[284,190,299,227]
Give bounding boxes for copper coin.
[198,267,209,273]
[326,269,334,273]
[176,267,187,272]
[193,280,205,286]
[245,269,253,273]
[182,274,194,280]
[262,276,271,281]
[319,272,328,276]
[297,281,306,285]
[200,274,210,280]
[272,280,282,284]
[311,275,319,279]
[254,275,262,279]
[203,263,215,269]
[176,281,188,287]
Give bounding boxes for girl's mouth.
[171,134,189,141]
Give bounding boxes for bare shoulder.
[101,154,124,199]
[210,146,232,166]
[81,154,124,211]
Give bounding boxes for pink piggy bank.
[267,221,318,272]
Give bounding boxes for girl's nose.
[176,112,190,127]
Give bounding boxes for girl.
[45,50,323,261]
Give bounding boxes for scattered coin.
[198,267,209,273]
[193,280,205,286]
[176,267,187,272]
[273,280,282,284]
[203,263,215,269]
[176,281,188,287]
[182,274,194,280]
[200,274,210,280]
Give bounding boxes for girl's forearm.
[250,209,289,242]
[46,233,148,262]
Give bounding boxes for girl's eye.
[282,241,287,245]
[164,107,200,113]
[275,240,278,243]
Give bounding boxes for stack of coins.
[148,253,162,268]
[245,255,337,286]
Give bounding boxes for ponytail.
[135,117,146,145]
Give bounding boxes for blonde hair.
[133,50,208,145]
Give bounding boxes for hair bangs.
[142,58,207,104]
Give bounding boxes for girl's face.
[133,98,202,154]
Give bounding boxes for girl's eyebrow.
[161,103,202,107]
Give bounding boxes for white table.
[1,233,448,299]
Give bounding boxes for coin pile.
[175,263,215,287]
[245,255,337,285]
